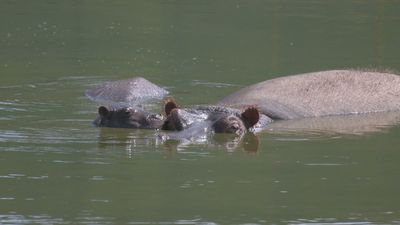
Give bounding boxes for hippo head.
[93,106,165,129]
[210,107,260,135]
[161,99,260,135]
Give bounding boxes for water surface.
[1,1,400,224]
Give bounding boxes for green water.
[1,1,400,224]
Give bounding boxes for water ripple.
[191,80,239,88]
[0,197,15,200]
[0,173,25,179]
[0,214,65,225]
[304,163,344,166]
[0,131,28,141]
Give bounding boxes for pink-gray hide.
[218,70,400,120]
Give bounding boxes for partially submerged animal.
[90,70,400,137]
[161,70,400,136]
[87,77,168,129]
[218,70,400,120]
[93,106,165,129]
[161,99,270,136]
[86,77,168,105]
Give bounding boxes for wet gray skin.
[218,70,400,120]
[162,69,400,138]
[86,77,169,105]
[87,77,169,129]
[92,70,400,134]
[93,106,165,129]
[161,103,271,136]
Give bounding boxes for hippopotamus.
[161,99,271,136]
[218,70,400,120]
[86,77,168,105]
[87,77,168,129]
[91,70,400,137]
[93,105,165,129]
[161,70,400,136]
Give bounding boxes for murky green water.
[1,1,400,224]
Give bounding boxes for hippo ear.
[164,98,179,116]
[98,106,109,117]
[241,107,259,128]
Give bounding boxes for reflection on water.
[160,132,261,153]
[267,111,400,137]
[94,110,400,154]
[97,126,261,154]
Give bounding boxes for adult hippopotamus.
[87,77,168,129]
[161,70,400,136]
[218,70,400,120]
[91,70,400,136]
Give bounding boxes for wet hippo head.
[161,99,260,135]
[210,107,260,135]
[94,106,165,129]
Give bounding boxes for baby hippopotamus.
[93,106,165,129]
[161,99,272,136]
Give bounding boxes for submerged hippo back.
[86,77,168,105]
[218,70,400,119]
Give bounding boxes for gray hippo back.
[218,70,400,120]
[86,77,168,105]
[87,77,169,129]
